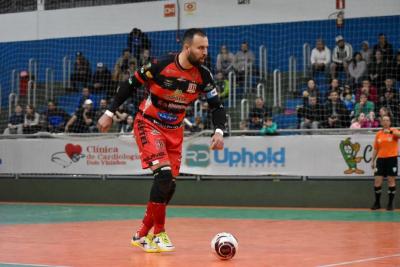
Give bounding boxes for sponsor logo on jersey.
[158,112,178,122]
[187,82,197,93]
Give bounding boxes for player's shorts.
[133,112,184,177]
[375,156,398,177]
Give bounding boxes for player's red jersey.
[132,53,217,127]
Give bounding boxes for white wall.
[0,0,399,42]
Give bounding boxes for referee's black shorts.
[375,156,398,177]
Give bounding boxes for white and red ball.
[211,232,238,260]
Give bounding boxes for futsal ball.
[211,232,238,260]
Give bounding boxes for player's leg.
[386,156,397,211]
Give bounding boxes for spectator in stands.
[361,111,379,128]
[3,104,24,135]
[239,120,249,131]
[368,50,388,88]
[92,62,112,96]
[95,99,108,121]
[71,51,91,91]
[354,93,375,119]
[138,48,152,67]
[323,90,349,128]
[302,79,319,105]
[77,87,93,110]
[348,52,367,87]
[360,41,373,65]
[248,97,266,130]
[330,35,353,80]
[391,52,400,83]
[113,48,137,82]
[189,116,205,132]
[342,85,355,113]
[113,104,129,132]
[350,112,365,129]
[65,99,97,133]
[325,78,342,100]
[379,78,397,101]
[120,115,134,133]
[215,71,229,102]
[260,117,278,136]
[234,41,255,86]
[40,101,70,133]
[300,95,323,130]
[355,79,378,103]
[23,104,40,134]
[378,106,392,121]
[127,28,151,63]
[377,88,399,126]
[216,45,235,77]
[310,38,331,77]
[373,33,394,63]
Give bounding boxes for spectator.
[113,48,137,82]
[234,41,255,86]
[360,41,373,65]
[350,112,365,129]
[377,88,399,126]
[373,33,394,63]
[214,71,229,101]
[120,115,134,133]
[113,104,129,132]
[3,105,24,134]
[216,45,235,77]
[391,52,400,83]
[325,78,342,100]
[127,28,151,63]
[302,79,319,105]
[368,50,388,88]
[40,101,70,133]
[379,78,397,100]
[378,106,392,120]
[310,38,331,76]
[300,95,323,130]
[248,97,267,130]
[348,52,367,86]
[260,117,278,136]
[77,87,93,110]
[23,104,40,134]
[138,48,152,67]
[323,90,349,128]
[92,62,112,96]
[239,120,249,131]
[355,79,378,103]
[361,111,379,128]
[71,51,91,91]
[65,99,97,133]
[330,35,353,80]
[342,85,355,113]
[188,116,205,132]
[354,93,375,119]
[95,99,108,121]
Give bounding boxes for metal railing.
[244,62,253,94]
[256,83,265,100]
[288,56,297,93]
[28,58,38,107]
[193,99,202,119]
[240,98,249,121]
[10,69,19,95]
[8,93,18,117]
[228,71,237,108]
[45,68,55,101]
[226,113,231,133]
[303,43,311,78]
[259,45,267,81]
[63,56,72,88]
[273,69,282,108]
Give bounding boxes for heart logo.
[65,143,82,159]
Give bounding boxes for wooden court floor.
[0,203,400,267]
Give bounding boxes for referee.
[371,115,400,211]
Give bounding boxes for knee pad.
[166,180,176,205]
[150,166,174,203]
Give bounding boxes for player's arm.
[206,90,227,150]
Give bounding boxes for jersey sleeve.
[134,58,160,84]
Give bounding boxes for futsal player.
[371,115,400,211]
[97,28,226,252]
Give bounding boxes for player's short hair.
[182,28,206,45]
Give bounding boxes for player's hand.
[210,132,224,150]
[97,113,113,133]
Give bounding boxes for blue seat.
[273,114,298,129]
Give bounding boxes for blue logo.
[185,144,210,167]
[158,112,178,122]
[214,147,285,167]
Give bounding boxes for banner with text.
[0,134,394,176]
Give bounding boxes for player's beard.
[188,51,205,66]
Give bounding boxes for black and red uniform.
[109,54,226,176]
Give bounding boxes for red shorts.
[133,113,184,177]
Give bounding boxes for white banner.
[0,134,396,177]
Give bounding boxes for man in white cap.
[330,35,353,80]
[65,99,97,133]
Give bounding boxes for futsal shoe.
[386,203,394,211]
[370,202,381,210]
[131,233,159,253]
[154,232,175,252]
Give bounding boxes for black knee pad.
[150,166,173,203]
[166,180,176,205]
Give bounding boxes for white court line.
[318,253,400,267]
[0,262,71,267]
